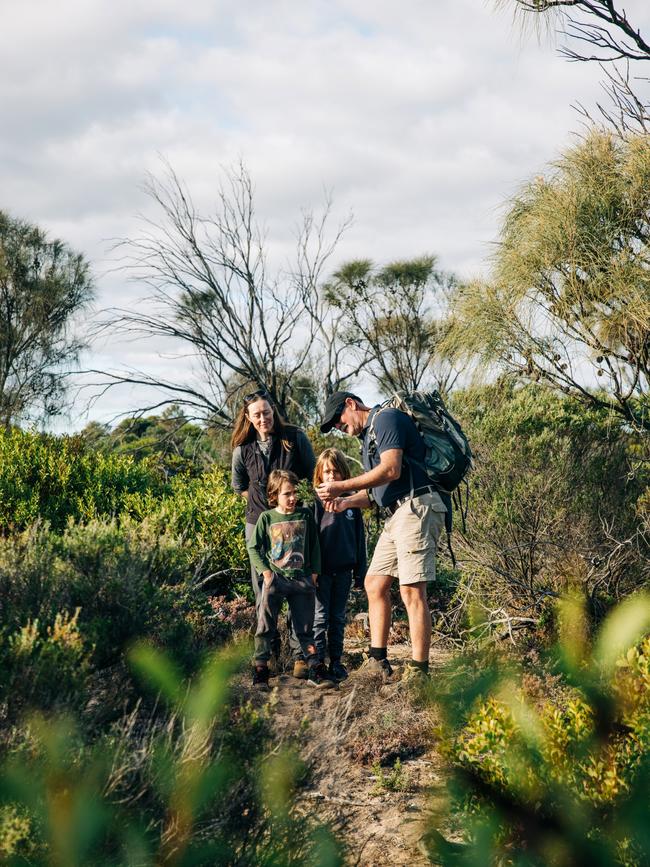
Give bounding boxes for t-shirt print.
[269,519,306,571]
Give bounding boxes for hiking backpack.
[368,390,473,495]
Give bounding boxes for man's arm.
[316,448,402,501]
[323,490,372,512]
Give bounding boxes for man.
[317,391,447,681]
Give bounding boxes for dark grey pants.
[314,570,353,663]
[254,573,318,665]
[246,522,302,659]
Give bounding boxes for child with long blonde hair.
[313,448,367,680]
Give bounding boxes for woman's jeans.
[246,522,302,659]
[314,570,353,663]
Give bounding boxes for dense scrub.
[1,381,649,863]
[433,596,650,866]
[446,383,649,637]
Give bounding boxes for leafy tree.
[324,255,461,396]
[0,211,94,427]
[81,406,222,477]
[448,131,650,430]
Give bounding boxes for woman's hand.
[263,571,274,587]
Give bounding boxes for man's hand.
[322,496,348,513]
[316,480,344,501]
[263,570,274,587]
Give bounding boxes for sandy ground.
[246,637,452,866]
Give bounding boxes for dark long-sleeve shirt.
[314,497,367,583]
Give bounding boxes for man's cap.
[320,391,361,433]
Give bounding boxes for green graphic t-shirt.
[247,506,321,578]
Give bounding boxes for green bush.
[0,428,165,533]
[447,382,648,624]
[431,595,650,866]
[1,608,92,714]
[0,646,342,866]
[0,518,222,676]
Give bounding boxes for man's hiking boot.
[401,663,433,699]
[362,656,393,682]
[329,660,348,681]
[306,662,336,689]
[292,658,309,680]
[267,655,279,678]
[252,666,270,691]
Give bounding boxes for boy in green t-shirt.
[248,469,334,690]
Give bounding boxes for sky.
[2,0,649,429]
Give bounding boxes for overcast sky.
[2,0,649,428]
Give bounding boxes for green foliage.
[0,428,165,533]
[0,646,343,865]
[371,757,410,793]
[0,518,222,686]
[154,466,248,588]
[80,406,230,478]
[1,609,92,712]
[0,804,34,860]
[448,131,650,430]
[432,595,650,865]
[0,428,249,595]
[446,381,647,624]
[324,254,460,395]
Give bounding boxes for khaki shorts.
[367,491,447,585]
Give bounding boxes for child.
[313,448,367,681]
[247,469,334,690]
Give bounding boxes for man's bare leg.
[364,573,393,648]
[399,582,431,662]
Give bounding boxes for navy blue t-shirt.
[360,407,431,508]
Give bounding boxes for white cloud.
[2,0,649,427]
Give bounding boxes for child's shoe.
[329,660,348,681]
[292,658,309,680]
[306,662,336,689]
[253,665,270,691]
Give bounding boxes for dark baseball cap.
[320,391,361,433]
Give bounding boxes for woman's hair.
[267,469,300,507]
[313,447,352,487]
[230,391,294,449]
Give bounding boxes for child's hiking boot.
[306,662,336,689]
[252,665,270,691]
[362,656,393,682]
[268,652,281,677]
[329,660,348,682]
[292,658,309,680]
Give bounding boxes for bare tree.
[323,256,461,397]
[92,162,350,424]
[497,1,650,131]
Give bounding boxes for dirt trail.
[252,640,451,865]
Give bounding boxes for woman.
[231,390,316,677]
